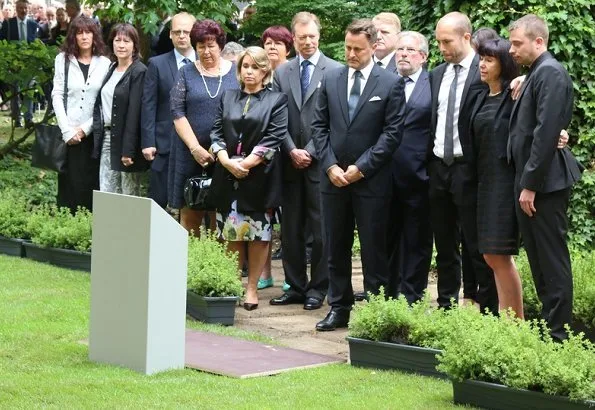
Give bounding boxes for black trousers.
[57,137,99,213]
[428,159,498,314]
[386,182,432,303]
[322,189,391,311]
[281,175,328,300]
[515,186,573,341]
[148,153,170,209]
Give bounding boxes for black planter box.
[453,379,595,410]
[23,242,91,272]
[186,291,239,325]
[0,236,25,257]
[347,336,444,378]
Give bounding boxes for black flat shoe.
[303,297,323,310]
[354,291,368,302]
[315,309,350,331]
[243,302,258,311]
[269,292,305,305]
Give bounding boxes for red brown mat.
[185,330,344,378]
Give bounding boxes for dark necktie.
[182,58,191,66]
[377,61,383,67]
[444,64,461,166]
[300,60,311,100]
[348,70,362,121]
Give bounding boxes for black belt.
[431,154,466,166]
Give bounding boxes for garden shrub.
[0,150,57,207]
[0,190,30,239]
[27,205,92,252]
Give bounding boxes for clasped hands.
[327,164,363,188]
[190,145,215,168]
[290,148,312,169]
[67,127,86,145]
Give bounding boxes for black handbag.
[183,170,212,210]
[31,56,69,173]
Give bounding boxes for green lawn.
[0,255,465,409]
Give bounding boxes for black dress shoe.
[243,302,258,311]
[354,291,368,301]
[269,292,305,305]
[315,309,350,331]
[303,297,323,310]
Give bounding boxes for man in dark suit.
[0,0,39,128]
[312,19,406,331]
[270,12,342,311]
[371,12,401,72]
[385,31,433,303]
[141,12,197,209]
[428,12,497,314]
[508,14,583,341]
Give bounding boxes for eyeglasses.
[396,47,421,54]
[171,30,190,37]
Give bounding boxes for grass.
[0,254,465,409]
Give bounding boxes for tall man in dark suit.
[372,12,400,72]
[508,14,583,340]
[428,12,497,314]
[269,12,342,311]
[386,31,433,303]
[312,19,406,331]
[0,0,39,128]
[141,12,197,209]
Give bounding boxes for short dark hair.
[108,23,141,61]
[262,25,293,53]
[345,18,377,44]
[477,38,520,88]
[508,14,549,46]
[61,15,106,58]
[190,19,226,50]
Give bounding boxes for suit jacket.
[384,56,397,73]
[272,53,343,182]
[429,54,487,164]
[312,64,406,197]
[92,60,149,172]
[140,50,186,161]
[508,52,583,193]
[392,69,432,190]
[0,17,39,42]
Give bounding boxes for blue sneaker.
[282,281,290,292]
[257,278,274,289]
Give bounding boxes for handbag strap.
[63,55,69,115]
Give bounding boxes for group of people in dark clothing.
[8,1,582,340]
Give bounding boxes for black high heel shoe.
[243,302,258,311]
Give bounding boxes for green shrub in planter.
[26,205,92,252]
[437,309,595,403]
[187,231,243,297]
[0,190,30,239]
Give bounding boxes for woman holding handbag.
[52,15,110,212]
[92,23,148,195]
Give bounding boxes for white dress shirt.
[374,51,395,68]
[347,58,375,101]
[174,48,196,69]
[433,51,475,159]
[52,52,111,142]
[298,49,321,81]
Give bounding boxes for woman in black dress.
[210,46,288,310]
[469,38,523,318]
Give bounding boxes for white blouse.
[51,52,111,142]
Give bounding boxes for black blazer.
[209,88,288,212]
[311,64,406,197]
[392,69,432,189]
[272,53,343,182]
[429,54,488,164]
[93,60,149,172]
[508,52,583,193]
[0,17,39,42]
[469,87,513,161]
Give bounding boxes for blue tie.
[348,70,362,121]
[300,60,311,101]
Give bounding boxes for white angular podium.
[89,191,188,374]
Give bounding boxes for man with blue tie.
[141,12,197,209]
[0,0,39,128]
[312,19,406,331]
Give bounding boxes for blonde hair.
[291,11,321,33]
[372,12,401,33]
[236,46,272,88]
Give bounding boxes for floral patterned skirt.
[216,200,272,241]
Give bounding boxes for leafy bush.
[0,190,30,239]
[186,230,244,298]
[0,150,57,207]
[26,205,92,252]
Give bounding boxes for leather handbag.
[183,170,212,210]
[31,56,69,173]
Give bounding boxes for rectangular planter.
[347,336,444,378]
[23,242,91,272]
[0,236,25,257]
[453,379,595,410]
[186,291,239,326]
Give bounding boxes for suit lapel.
[431,64,446,122]
[407,70,428,108]
[337,67,349,124]
[303,54,326,105]
[167,51,178,83]
[385,57,397,74]
[351,66,380,123]
[288,58,302,108]
[460,54,479,108]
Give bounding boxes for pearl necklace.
[197,61,223,99]
[488,91,502,97]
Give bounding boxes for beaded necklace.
[197,60,223,99]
